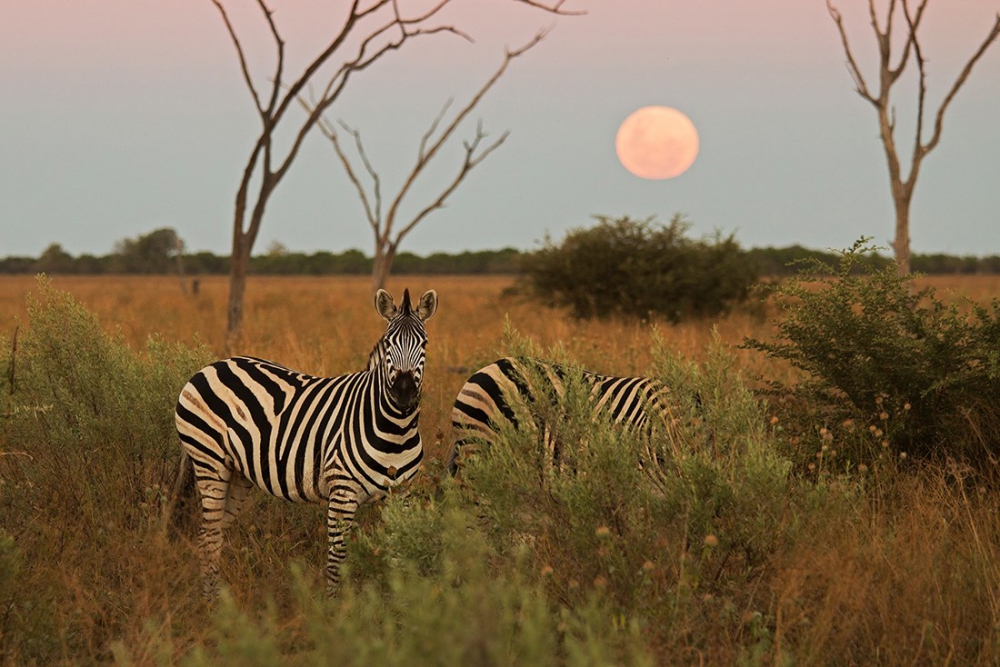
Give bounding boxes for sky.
[1,0,998,259]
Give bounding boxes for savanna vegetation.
[516,215,758,321]
[2,262,1000,665]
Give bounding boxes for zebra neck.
[366,338,387,372]
[370,382,422,435]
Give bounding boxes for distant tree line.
[3,227,999,277]
[0,229,522,276]
[747,246,1000,276]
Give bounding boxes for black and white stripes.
[447,356,672,476]
[175,288,437,600]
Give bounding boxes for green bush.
[455,329,792,656]
[169,498,655,667]
[0,276,213,662]
[516,215,759,322]
[744,239,1000,469]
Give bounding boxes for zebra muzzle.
[390,371,419,410]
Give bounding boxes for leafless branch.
[827,1,877,105]
[890,0,927,82]
[384,29,549,231]
[514,0,586,16]
[901,0,928,167]
[826,0,1000,277]
[323,119,381,230]
[278,16,468,187]
[258,0,285,116]
[340,121,383,209]
[215,0,581,335]
[867,0,884,36]
[339,121,383,229]
[309,28,547,289]
[924,13,1000,155]
[395,122,509,244]
[420,99,455,161]
[210,0,265,116]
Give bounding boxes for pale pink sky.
[2,1,998,257]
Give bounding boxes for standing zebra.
[447,356,674,477]
[175,288,437,600]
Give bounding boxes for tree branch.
[384,29,549,232]
[210,0,265,117]
[277,14,467,186]
[889,0,927,83]
[513,0,586,16]
[901,0,928,173]
[827,1,877,105]
[923,12,1000,156]
[420,99,455,161]
[395,122,509,245]
[257,0,285,115]
[332,120,382,231]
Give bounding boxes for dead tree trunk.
[371,241,398,293]
[827,0,1000,275]
[213,1,577,350]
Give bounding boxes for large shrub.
[0,277,213,662]
[448,329,792,658]
[517,215,759,322]
[745,239,1000,469]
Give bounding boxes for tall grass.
[1,275,1000,664]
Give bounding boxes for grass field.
[0,274,783,464]
[2,273,1000,665]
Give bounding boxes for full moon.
[615,106,699,180]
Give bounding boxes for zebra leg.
[220,472,255,531]
[194,465,232,604]
[324,478,366,597]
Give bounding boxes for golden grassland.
[3,273,1000,665]
[1,273,993,460]
[0,273,782,463]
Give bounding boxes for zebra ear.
[415,290,438,321]
[375,289,397,321]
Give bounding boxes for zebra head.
[374,288,438,412]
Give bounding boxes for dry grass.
[0,274,778,466]
[3,273,988,463]
[3,273,1000,665]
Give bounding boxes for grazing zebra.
[175,288,437,600]
[447,356,674,477]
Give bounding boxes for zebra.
[174,288,437,600]
[447,356,676,480]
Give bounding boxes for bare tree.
[211,0,578,348]
[826,0,1000,275]
[308,32,547,294]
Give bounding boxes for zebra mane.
[366,336,386,372]
[401,288,412,316]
